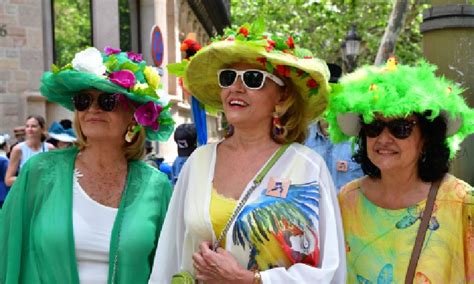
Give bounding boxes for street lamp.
[341,24,362,73]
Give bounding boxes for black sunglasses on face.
[362,118,417,139]
[217,69,285,90]
[72,92,120,112]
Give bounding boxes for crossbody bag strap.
[405,178,442,284]
[212,144,290,251]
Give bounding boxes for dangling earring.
[125,123,139,143]
[224,124,234,139]
[420,150,427,163]
[272,105,286,140]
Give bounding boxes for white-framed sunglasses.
[217,69,285,90]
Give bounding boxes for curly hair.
[353,112,450,182]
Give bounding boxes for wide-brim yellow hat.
[168,19,331,120]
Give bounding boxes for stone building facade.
[0,0,230,162]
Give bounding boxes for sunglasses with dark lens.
[362,119,417,139]
[72,92,119,112]
[217,69,285,90]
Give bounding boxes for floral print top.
[339,174,474,283]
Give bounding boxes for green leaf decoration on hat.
[167,17,331,121]
[325,60,474,159]
[40,46,175,142]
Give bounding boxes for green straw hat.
[168,18,331,120]
[40,47,175,142]
[325,59,474,158]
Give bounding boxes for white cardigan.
[149,143,346,283]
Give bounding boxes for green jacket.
[0,147,172,283]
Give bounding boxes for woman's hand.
[192,241,255,284]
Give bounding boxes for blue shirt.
[0,155,10,203]
[172,156,189,185]
[305,123,364,192]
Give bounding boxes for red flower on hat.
[256,57,267,68]
[181,39,201,52]
[238,27,249,37]
[304,56,313,59]
[266,39,276,52]
[286,36,295,49]
[276,65,291,77]
[296,69,305,77]
[306,78,319,89]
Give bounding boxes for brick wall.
[0,0,45,136]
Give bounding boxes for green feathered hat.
[325,59,474,158]
[167,18,331,120]
[40,47,175,142]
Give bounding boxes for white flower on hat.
[72,47,106,76]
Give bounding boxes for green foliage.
[53,0,92,67]
[119,0,132,51]
[231,0,429,70]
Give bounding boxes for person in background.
[306,118,363,192]
[7,127,25,159]
[144,141,159,168]
[0,134,10,208]
[305,63,363,192]
[326,60,474,283]
[0,46,175,283]
[48,120,77,149]
[172,123,197,185]
[4,115,55,187]
[150,20,345,283]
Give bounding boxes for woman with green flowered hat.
[0,47,174,283]
[326,59,474,283]
[150,19,346,283]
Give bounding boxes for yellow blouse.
[339,174,474,283]
[209,187,294,269]
[209,188,237,247]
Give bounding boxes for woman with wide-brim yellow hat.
[150,19,345,284]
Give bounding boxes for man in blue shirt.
[305,119,363,192]
[305,63,363,192]
[172,123,197,185]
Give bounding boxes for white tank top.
[19,141,48,169]
[73,169,117,283]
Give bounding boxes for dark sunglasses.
[217,69,285,90]
[72,92,120,112]
[362,119,417,139]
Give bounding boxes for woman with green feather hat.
[0,47,175,283]
[150,19,345,284]
[325,59,474,283]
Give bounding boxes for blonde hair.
[73,112,146,160]
[273,79,311,144]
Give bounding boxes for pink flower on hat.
[126,52,143,62]
[134,101,163,131]
[109,70,136,89]
[104,47,121,55]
